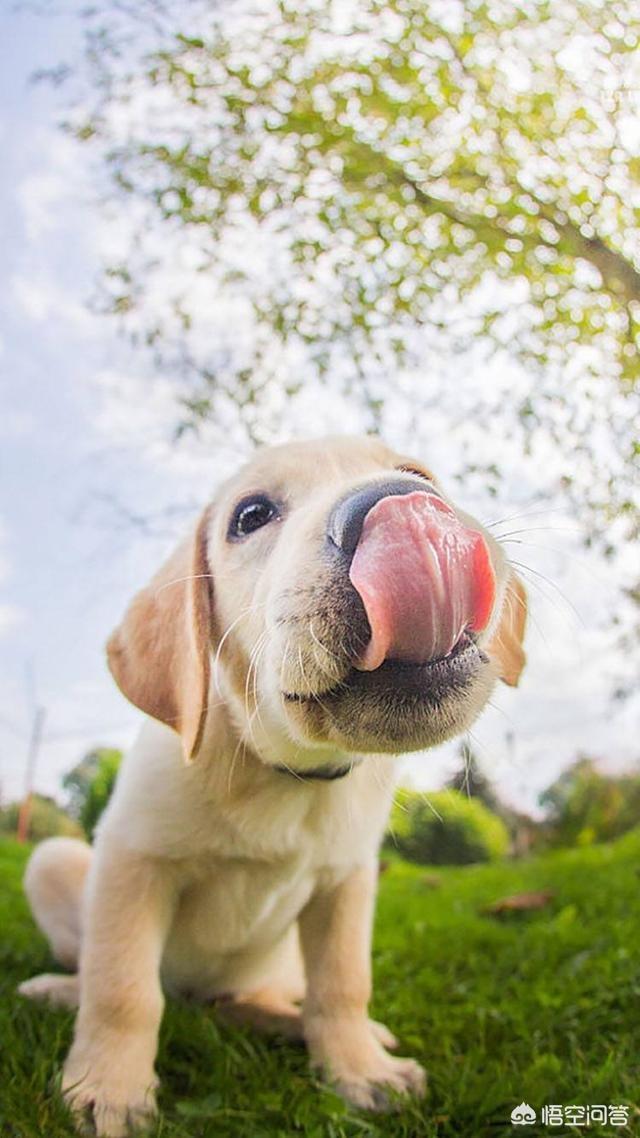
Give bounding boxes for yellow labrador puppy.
[20,436,526,1136]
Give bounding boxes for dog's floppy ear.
[486,572,527,687]
[107,509,213,761]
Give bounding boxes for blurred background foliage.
[539,754,640,848]
[387,785,511,865]
[46,0,639,547]
[0,794,83,844]
[4,744,639,862]
[62,747,122,838]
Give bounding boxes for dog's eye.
[228,494,280,540]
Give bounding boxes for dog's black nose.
[327,477,438,559]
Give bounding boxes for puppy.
[21,435,526,1137]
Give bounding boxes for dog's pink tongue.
[349,492,495,671]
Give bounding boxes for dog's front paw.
[306,1015,426,1112]
[334,1053,427,1112]
[62,1049,158,1137]
[368,1019,399,1050]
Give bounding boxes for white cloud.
[17,133,92,242]
[11,269,96,330]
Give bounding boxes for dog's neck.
[204,671,362,785]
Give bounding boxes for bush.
[0,795,83,843]
[63,748,122,838]
[387,788,510,866]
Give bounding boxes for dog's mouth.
[276,490,497,751]
[283,631,486,706]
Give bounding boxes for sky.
[0,0,638,816]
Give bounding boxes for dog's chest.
[190,764,394,866]
[162,770,393,975]
[172,849,314,955]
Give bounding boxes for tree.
[539,755,640,847]
[50,0,639,535]
[63,748,122,838]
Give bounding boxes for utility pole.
[17,705,46,843]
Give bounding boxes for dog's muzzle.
[326,477,496,672]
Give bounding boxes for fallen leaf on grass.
[419,873,442,889]
[483,889,555,916]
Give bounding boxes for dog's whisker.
[279,633,295,694]
[227,734,249,796]
[493,579,551,658]
[464,728,495,771]
[414,789,444,824]
[498,537,607,585]
[507,558,584,627]
[484,504,572,529]
[370,757,390,798]
[249,633,269,716]
[492,525,583,540]
[274,753,308,783]
[297,640,335,720]
[244,628,271,744]
[345,760,355,828]
[242,675,266,755]
[485,698,517,730]
[154,573,216,596]
[458,743,472,800]
[244,631,264,710]
[308,621,344,668]
[212,601,268,700]
[296,644,313,704]
[243,704,265,756]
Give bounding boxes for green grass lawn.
[1,832,638,1138]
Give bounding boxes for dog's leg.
[61,849,175,1138]
[299,863,426,1111]
[20,838,91,1006]
[23,836,92,969]
[215,987,304,1040]
[215,989,398,1050]
[18,973,80,1008]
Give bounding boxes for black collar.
[275,763,354,782]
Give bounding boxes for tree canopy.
[539,755,640,846]
[53,0,639,533]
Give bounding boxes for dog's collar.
[274,763,354,782]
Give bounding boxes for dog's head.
[107,436,526,773]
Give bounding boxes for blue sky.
[0,2,180,797]
[1,1,638,813]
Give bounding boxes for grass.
[1,832,639,1138]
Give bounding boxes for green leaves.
[59,0,640,533]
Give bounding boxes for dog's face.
[108,436,526,772]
